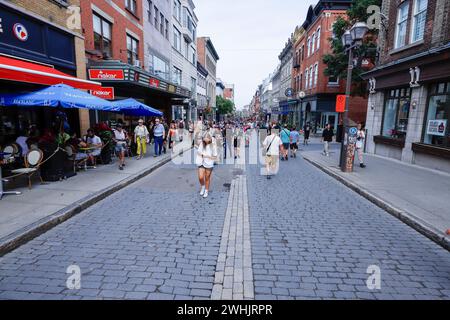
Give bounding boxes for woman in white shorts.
[196,132,218,199]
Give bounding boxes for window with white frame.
[314,63,319,87]
[311,65,315,88]
[173,0,181,22]
[305,69,309,89]
[125,0,137,14]
[173,26,181,52]
[316,27,321,50]
[147,1,152,23]
[311,32,316,53]
[173,66,182,85]
[395,1,410,49]
[309,66,313,88]
[307,37,311,56]
[411,0,427,43]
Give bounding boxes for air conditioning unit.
[134,60,141,68]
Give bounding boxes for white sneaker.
[200,186,205,196]
[203,190,209,198]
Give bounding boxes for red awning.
[0,55,102,91]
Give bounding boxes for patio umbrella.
[110,98,163,117]
[0,84,114,111]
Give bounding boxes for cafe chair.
[11,149,44,189]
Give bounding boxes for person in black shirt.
[321,123,334,157]
[303,122,311,145]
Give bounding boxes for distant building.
[291,0,368,133]
[197,36,220,120]
[216,78,225,98]
[223,83,235,102]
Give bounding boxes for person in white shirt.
[84,128,103,168]
[134,119,149,160]
[356,122,366,168]
[196,132,218,199]
[263,129,282,179]
[113,123,128,170]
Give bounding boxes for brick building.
[197,36,219,120]
[80,0,191,124]
[291,0,367,133]
[0,0,100,143]
[363,0,450,173]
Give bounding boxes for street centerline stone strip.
[212,170,254,300]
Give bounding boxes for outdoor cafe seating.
[0,84,163,199]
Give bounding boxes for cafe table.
[0,152,22,200]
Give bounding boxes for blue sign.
[285,88,294,97]
[0,4,76,71]
[349,127,358,136]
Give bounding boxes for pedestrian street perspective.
[0,0,449,304]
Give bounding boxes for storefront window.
[382,88,411,139]
[423,81,450,148]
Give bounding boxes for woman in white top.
[196,132,218,199]
[356,123,366,168]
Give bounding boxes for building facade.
[278,38,295,125]
[0,0,94,142]
[291,0,367,133]
[363,0,450,173]
[80,0,191,124]
[197,36,219,120]
[171,0,198,121]
[196,61,208,119]
[223,83,235,103]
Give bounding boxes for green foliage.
[216,95,235,115]
[322,0,381,97]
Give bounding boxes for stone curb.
[303,156,450,252]
[0,148,189,257]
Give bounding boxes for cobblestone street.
[0,146,449,300]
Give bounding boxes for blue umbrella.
[111,98,163,117]
[0,84,114,111]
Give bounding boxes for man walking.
[153,118,165,157]
[263,129,282,180]
[321,123,334,157]
[134,119,149,160]
[303,122,311,145]
[289,127,300,158]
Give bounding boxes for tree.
[216,95,235,115]
[323,0,381,97]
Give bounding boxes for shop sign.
[168,84,176,93]
[149,78,160,88]
[427,119,447,137]
[13,23,28,41]
[88,69,125,80]
[90,87,114,100]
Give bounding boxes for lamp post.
[339,22,369,172]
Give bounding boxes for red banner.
[90,87,115,100]
[336,95,346,113]
[88,69,125,80]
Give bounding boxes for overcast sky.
[195,0,316,110]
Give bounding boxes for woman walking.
[196,132,218,199]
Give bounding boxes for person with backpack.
[263,128,282,180]
[280,125,291,161]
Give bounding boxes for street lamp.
[339,22,369,173]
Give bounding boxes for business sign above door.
[88,69,125,81]
[90,87,115,100]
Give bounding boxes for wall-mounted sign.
[427,119,447,137]
[298,91,306,99]
[285,88,294,97]
[13,23,28,41]
[88,69,125,80]
[90,87,115,100]
[149,78,160,88]
[336,95,346,113]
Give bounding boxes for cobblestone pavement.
[0,155,235,300]
[1,145,449,300]
[246,151,450,300]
